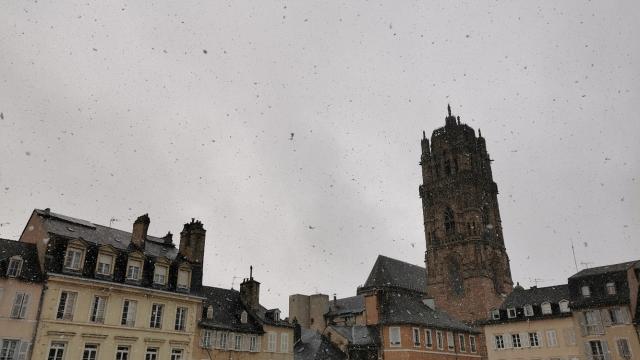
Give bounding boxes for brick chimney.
[131,214,150,249]
[179,218,206,263]
[240,266,260,312]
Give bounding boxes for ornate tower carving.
[419,105,513,323]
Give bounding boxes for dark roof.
[0,238,43,283]
[328,295,365,316]
[379,291,477,333]
[199,286,263,333]
[360,255,426,294]
[34,209,178,260]
[295,328,347,360]
[501,285,569,309]
[570,260,639,279]
[329,325,379,346]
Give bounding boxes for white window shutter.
[600,309,612,326]
[504,334,512,349]
[19,294,29,319]
[257,336,261,352]
[602,340,610,360]
[584,342,594,360]
[620,307,631,323]
[492,336,497,350]
[16,342,29,360]
[579,312,588,336]
[537,332,544,347]
[521,332,530,347]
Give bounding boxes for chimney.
[179,218,206,263]
[131,214,150,249]
[163,231,173,245]
[240,266,260,312]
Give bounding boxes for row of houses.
[0,208,294,360]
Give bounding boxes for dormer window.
[524,304,534,317]
[153,264,168,285]
[64,247,84,271]
[507,307,516,318]
[177,268,191,291]
[606,282,616,295]
[273,310,281,322]
[541,302,552,315]
[96,253,114,276]
[559,300,570,313]
[7,256,23,277]
[126,259,142,281]
[241,310,248,324]
[206,306,213,320]
[581,285,591,298]
[491,309,500,320]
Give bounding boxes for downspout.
[30,280,47,360]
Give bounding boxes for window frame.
[170,348,183,360]
[115,345,129,360]
[267,332,277,352]
[581,285,591,297]
[524,304,534,316]
[144,347,158,360]
[436,330,444,350]
[89,295,108,323]
[64,246,85,271]
[153,263,169,286]
[176,266,192,291]
[280,333,289,353]
[95,249,115,276]
[458,334,466,352]
[174,306,187,331]
[389,327,401,347]
[446,332,455,351]
[56,290,78,321]
[425,329,433,348]
[47,342,66,360]
[412,327,420,347]
[606,282,616,295]
[1,339,19,360]
[529,332,540,347]
[541,301,552,315]
[125,252,144,281]
[121,299,137,327]
[546,329,558,347]
[559,300,570,313]
[82,343,99,360]
[507,307,517,318]
[491,309,500,320]
[616,337,632,359]
[6,256,23,277]
[469,335,477,353]
[511,333,522,348]
[10,292,30,319]
[495,334,505,349]
[149,303,164,329]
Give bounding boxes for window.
[82,344,98,360]
[273,309,281,321]
[64,248,83,270]
[529,332,540,347]
[584,310,604,335]
[153,265,168,285]
[559,300,570,313]
[444,208,455,234]
[436,330,444,350]
[47,342,65,360]
[0,340,18,360]
[150,303,164,328]
[581,285,591,297]
[588,340,607,360]
[206,305,213,319]
[425,329,433,348]
[202,330,213,348]
[541,302,552,315]
[96,253,113,275]
[145,348,158,360]
[219,332,228,349]
[412,328,420,347]
[267,333,277,352]
[175,307,187,331]
[606,282,616,295]
[447,332,455,351]
[507,307,516,318]
[616,338,632,359]
[546,330,558,347]
[56,291,77,320]
[280,333,289,353]
[121,299,137,326]
[249,335,258,352]
[90,296,107,323]
[469,335,477,353]
[126,260,142,281]
[564,328,576,345]
[389,327,401,347]
[511,333,522,348]
[495,335,504,349]
[491,309,500,320]
[459,334,466,352]
[177,269,190,290]
[609,307,631,324]
[241,310,248,324]
[233,334,242,351]
[7,257,23,277]
[524,304,534,316]
[170,349,183,360]
[10,292,30,319]
[115,346,129,360]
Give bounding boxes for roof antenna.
[570,239,579,272]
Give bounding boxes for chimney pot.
[131,214,150,249]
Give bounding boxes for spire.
[447,103,452,117]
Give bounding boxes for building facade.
[419,105,513,323]
[0,239,43,360]
[19,209,206,360]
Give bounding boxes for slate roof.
[0,238,43,283]
[200,286,263,333]
[360,255,426,294]
[328,295,365,316]
[294,328,347,360]
[569,260,639,278]
[379,291,478,333]
[33,209,178,259]
[501,285,569,308]
[329,325,379,346]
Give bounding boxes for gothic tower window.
[444,208,455,235]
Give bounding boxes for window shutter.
[521,332,530,347]
[620,307,631,323]
[584,342,594,360]
[19,294,30,319]
[504,334,512,349]
[537,332,544,347]
[65,293,76,319]
[601,309,612,326]
[579,312,588,336]
[602,340,610,360]
[11,293,24,318]
[492,336,497,350]
[16,342,29,360]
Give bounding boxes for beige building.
[19,208,208,360]
[0,238,43,360]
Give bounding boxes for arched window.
[206,306,213,319]
[444,208,455,234]
[241,310,248,324]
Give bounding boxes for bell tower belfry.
[419,105,513,323]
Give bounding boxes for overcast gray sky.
[1,1,639,313]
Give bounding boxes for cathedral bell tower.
[419,105,513,323]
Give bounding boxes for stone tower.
[419,105,513,323]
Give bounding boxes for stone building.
[482,284,582,360]
[419,105,513,323]
[19,209,206,360]
[0,238,43,360]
